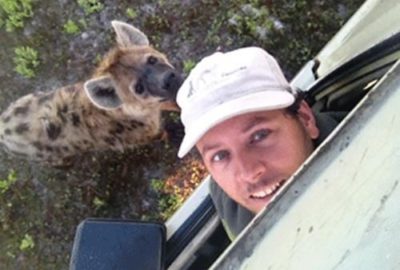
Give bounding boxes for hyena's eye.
[147,56,158,65]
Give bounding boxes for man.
[176,47,342,240]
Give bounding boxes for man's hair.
[285,88,305,115]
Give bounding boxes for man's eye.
[211,151,229,162]
[251,129,269,144]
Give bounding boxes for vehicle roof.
[316,0,400,77]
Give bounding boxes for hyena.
[0,21,182,166]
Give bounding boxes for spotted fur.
[0,21,181,166]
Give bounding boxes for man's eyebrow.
[200,143,221,157]
[242,116,270,132]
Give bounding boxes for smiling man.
[176,47,339,240]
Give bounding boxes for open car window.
[210,0,400,266]
[211,57,400,270]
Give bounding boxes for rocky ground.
[0,0,363,268]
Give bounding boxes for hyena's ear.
[111,20,149,47]
[84,76,122,110]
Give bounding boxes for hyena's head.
[84,21,182,113]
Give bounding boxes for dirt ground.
[0,0,363,268]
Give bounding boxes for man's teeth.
[251,181,284,199]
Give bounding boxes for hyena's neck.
[58,82,107,118]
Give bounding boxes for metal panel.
[211,61,400,269]
[317,0,400,77]
[166,176,211,239]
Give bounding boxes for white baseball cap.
[177,46,295,158]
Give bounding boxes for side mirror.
[69,218,166,270]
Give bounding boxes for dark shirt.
[209,112,345,240]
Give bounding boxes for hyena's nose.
[163,71,182,98]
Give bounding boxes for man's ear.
[111,20,149,47]
[84,76,122,110]
[297,101,320,139]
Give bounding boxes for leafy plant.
[0,170,17,194]
[183,59,196,74]
[227,4,274,41]
[77,0,104,15]
[13,46,40,78]
[151,178,183,219]
[19,234,34,251]
[0,0,33,32]
[150,178,164,192]
[151,158,207,220]
[159,193,183,219]
[63,19,80,34]
[93,196,106,209]
[126,7,137,19]
[78,18,87,28]
[144,15,170,33]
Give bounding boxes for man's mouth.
[250,179,286,199]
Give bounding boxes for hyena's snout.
[141,66,182,100]
[162,70,182,99]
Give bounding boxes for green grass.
[0,0,34,32]
[13,46,40,78]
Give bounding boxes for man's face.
[196,102,320,213]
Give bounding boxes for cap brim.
[178,90,295,158]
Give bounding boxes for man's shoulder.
[314,111,346,145]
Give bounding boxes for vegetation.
[13,46,40,78]
[151,158,206,220]
[0,170,17,194]
[126,7,137,19]
[77,0,104,15]
[93,196,106,209]
[63,19,80,34]
[19,234,34,251]
[0,0,33,32]
[79,18,87,28]
[227,4,273,40]
[183,59,196,74]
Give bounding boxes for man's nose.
[235,152,266,183]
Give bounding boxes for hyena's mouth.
[162,71,182,97]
